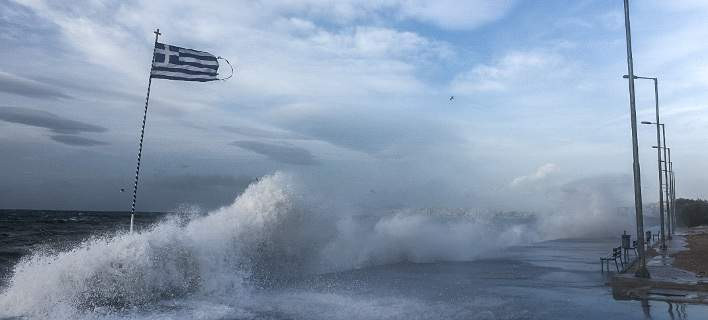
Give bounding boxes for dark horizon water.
[1,209,706,320]
[0,209,166,282]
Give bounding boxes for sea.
[1,173,707,319]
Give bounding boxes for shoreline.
[672,226,708,278]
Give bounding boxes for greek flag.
[150,42,219,82]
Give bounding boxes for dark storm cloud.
[0,138,256,210]
[0,106,106,134]
[150,174,254,190]
[140,174,255,211]
[50,134,108,146]
[276,107,463,156]
[222,125,311,140]
[231,140,318,165]
[0,71,71,100]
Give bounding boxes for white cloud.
[5,0,471,168]
[5,0,708,210]
[397,0,516,30]
[450,50,570,93]
[248,0,516,30]
[13,0,454,99]
[510,163,559,188]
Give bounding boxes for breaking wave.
[0,172,605,319]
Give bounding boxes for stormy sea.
[0,173,705,319]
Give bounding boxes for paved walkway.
[646,234,698,284]
[611,230,708,304]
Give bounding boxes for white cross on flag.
[150,42,219,82]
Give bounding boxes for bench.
[631,240,638,256]
[601,246,622,272]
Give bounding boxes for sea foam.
[0,171,622,319]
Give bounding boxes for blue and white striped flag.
[151,42,219,82]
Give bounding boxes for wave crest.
[0,172,544,318]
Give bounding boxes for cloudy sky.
[1,0,707,212]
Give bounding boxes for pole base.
[634,266,651,278]
[130,214,134,233]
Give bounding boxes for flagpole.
[130,28,161,233]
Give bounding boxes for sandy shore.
[672,226,708,277]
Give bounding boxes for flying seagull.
[449,96,454,101]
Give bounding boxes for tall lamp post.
[622,0,649,278]
[661,125,671,239]
[667,149,673,234]
[670,164,675,232]
[656,146,676,235]
[631,74,665,250]
[673,166,677,232]
[651,135,672,240]
[668,150,676,232]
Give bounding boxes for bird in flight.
[120,188,125,193]
[449,96,454,101]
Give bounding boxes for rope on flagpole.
[217,57,234,81]
[130,28,161,233]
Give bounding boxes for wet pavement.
[611,229,708,304]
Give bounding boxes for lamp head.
[641,121,652,125]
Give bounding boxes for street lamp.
[669,153,676,233]
[639,113,667,248]
[661,124,671,239]
[673,167,677,232]
[628,74,666,243]
[621,0,649,278]
[655,145,676,237]
[651,142,672,239]
[669,161,675,234]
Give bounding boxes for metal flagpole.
[130,28,161,233]
[622,0,649,278]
